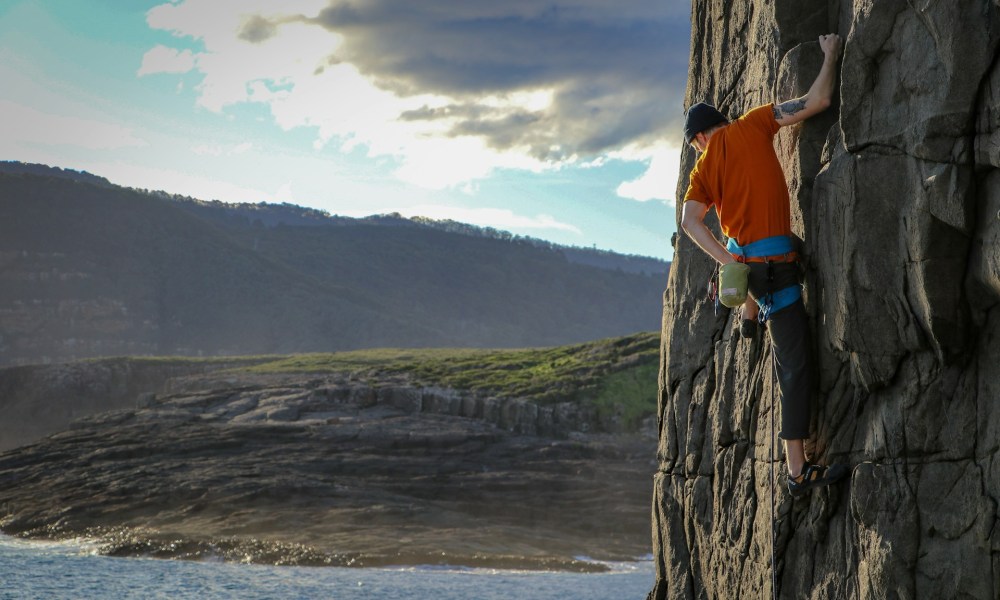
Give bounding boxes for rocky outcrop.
[0,358,267,451]
[165,372,645,438]
[0,333,661,570]
[0,347,654,452]
[0,372,654,570]
[652,2,1000,599]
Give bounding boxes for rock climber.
[680,33,849,497]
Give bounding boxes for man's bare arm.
[681,200,735,265]
[773,34,842,127]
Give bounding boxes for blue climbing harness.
[726,235,793,260]
[726,235,801,322]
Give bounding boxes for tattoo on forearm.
[776,98,807,118]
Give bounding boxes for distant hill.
[0,162,112,188]
[0,162,668,366]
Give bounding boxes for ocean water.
[0,535,654,600]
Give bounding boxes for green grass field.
[91,331,661,430]
[241,331,661,428]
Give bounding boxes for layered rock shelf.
[0,371,655,570]
[162,374,632,439]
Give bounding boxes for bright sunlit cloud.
[137,45,196,76]
[140,0,687,192]
[614,144,682,204]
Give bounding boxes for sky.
[0,0,691,259]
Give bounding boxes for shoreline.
[0,374,654,575]
[0,350,656,578]
[0,532,652,574]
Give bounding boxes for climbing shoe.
[786,462,850,498]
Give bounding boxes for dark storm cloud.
[308,0,691,160]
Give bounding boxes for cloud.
[142,0,690,190]
[137,45,196,76]
[614,143,682,204]
[312,1,689,158]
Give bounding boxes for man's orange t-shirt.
[683,104,791,246]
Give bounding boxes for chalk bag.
[718,262,751,308]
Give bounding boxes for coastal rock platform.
[0,372,655,571]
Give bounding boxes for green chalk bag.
[718,262,751,308]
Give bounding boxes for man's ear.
[692,132,707,152]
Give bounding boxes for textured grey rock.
[652,2,1000,599]
[0,358,264,451]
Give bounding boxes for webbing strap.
[727,235,794,259]
[757,284,801,322]
[769,345,778,600]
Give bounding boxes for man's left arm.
[773,34,842,127]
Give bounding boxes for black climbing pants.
[747,262,812,440]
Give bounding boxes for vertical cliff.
[652,1,1000,598]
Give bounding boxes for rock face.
[652,2,1000,599]
[0,371,655,570]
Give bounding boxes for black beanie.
[684,103,728,144]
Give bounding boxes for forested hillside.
[0,165,668,366]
